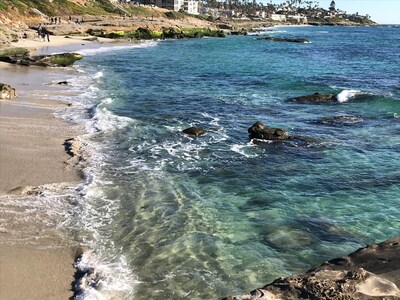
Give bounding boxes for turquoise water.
[65,26,400,299]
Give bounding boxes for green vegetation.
[87,26,225,40]
[0,1,8,11]
[0,47,30,57]
[2,0,122,16]
[124,5,155,17]
[164,11,185,20]
[48,53,83,67]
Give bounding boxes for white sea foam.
[74,250,136,300]
[77,41,158,56]
[94,71,104,79]
[231,142,259,158]
[48,60,137,299]
[337,89,364,102]
[93,107,136,133]
[102,98,113,104]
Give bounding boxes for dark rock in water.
[315,115,364,126]
[57,81,69,85]
[182,127,206,136]
[248,121,289,140]
[0,51,83,67]
[291,92,338,103]
[257,37,310,43]
[0,83,17,99]
[223,237,400,300]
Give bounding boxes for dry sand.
[0,38,88,298]
[0,246,79,300]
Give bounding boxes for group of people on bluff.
[36,15,85,42]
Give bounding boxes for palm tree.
[329,0,335,11]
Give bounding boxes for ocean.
[56,25,399,299]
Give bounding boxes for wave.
[231,142,260,158]
[336,89,371,102]
[49,58,139,299]
[76,41,158,56]
[92,107,136,133]
[74,249,136,300]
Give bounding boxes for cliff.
[0,0,214,44]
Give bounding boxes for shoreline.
[1,27,399,299]
[0,37,105,299]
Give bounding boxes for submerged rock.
[248,121,289,140]
[182,127,206,136]
[290,92,338,103]
[314,115,364,126]
[223,237,400,300]
[257,37,310,43]
[0,83,17,99]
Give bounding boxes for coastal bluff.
[224,237,400,300]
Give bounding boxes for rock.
[248,121,289,140]
[257,37,310,43]
[57,81,69,85]
[63,138,84,168]
[182,127,206,136]
[223,237,400,300]
[290,92,338,103]
[314,115,364,126]
[0,83,17,99]
[0,50,83,67]
[83,36,99,42]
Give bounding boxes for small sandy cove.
[0,36,105,299]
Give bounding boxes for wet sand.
[0,50,85,298]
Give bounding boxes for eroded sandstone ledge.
[224,237,400,300]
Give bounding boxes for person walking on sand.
[46,32,50,42]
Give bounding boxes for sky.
[267,0,400,24]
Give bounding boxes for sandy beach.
[0,36,96,299]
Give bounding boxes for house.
[155,0,184,12]
[155,0,200,14]
[270,14,286,22]
[183,0,200,15]
[287,14,307,23]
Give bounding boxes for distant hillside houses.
[154,0,201,15]
[108,0,371,24]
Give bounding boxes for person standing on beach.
[46,32,50,42]
[37,24,42,39]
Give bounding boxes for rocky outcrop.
[182,127,206,137]
[248,121,289,140]
[0,48,83,67]
[257,37,310,43]
[224,237,400,300]
[0,83,17,99]
[290,92,338,103]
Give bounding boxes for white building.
[183,0,200,15]
[270,14,286,22]
[287,14,307,23]
[155,0,200,15]
[155,0,182,11]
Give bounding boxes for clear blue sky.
[267,0,400,24]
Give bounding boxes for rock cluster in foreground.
[0,83,17,99]
[0,48,82,67]
[224,237,400,300]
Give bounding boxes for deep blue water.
[66,26,400,299]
